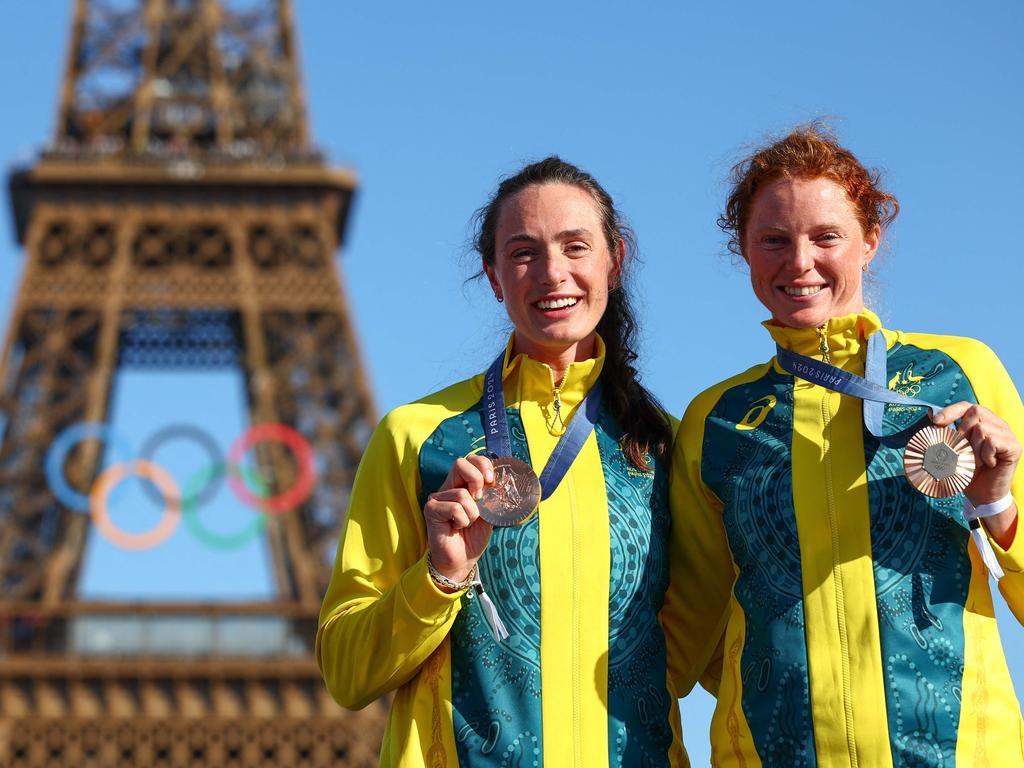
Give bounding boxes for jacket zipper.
[550,370,566,435]
[818,325,858,766]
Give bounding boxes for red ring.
[226,423,316,514]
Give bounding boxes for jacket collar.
[764,308,883,367]
[498,334,605,411]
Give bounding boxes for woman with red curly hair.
[669,125,1024,766]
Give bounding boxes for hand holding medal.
[422,454,495,588]
[931,401,1021,549]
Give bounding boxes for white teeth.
[536,297,579,310]
[784,286,823,297]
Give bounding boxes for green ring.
[181,462,269,550]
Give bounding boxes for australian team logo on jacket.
[883,358,947,427]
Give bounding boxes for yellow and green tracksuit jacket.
[670,309,1024,767]
[318,338,689,767]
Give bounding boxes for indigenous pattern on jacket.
[319,339,688,767]
[671,310,1024,768]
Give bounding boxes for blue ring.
[45,422,135,512]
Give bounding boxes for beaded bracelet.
[426,552,477,592]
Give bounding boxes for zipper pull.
[817,326,831,364]
[551,388,566,435]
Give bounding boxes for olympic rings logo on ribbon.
[45,422,317,552]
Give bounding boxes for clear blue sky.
[2,2,1023,763]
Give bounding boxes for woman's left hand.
[932,401,1021,547]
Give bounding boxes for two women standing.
[318,128,1024,766]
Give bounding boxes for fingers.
[428,498,473,530]
[930,401,972,427]
[934,402,1021,470]
[421,455,500,585]
[424,487,482,531]
[963,418,1020,471]
[440,454,495,498]
[959,407,992,468]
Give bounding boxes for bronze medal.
[903,425,975,498]
[477,457,541,527]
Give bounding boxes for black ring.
[139,424,225,508]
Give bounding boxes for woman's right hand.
[423,454,495,587]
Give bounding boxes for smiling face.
[744,176,880,328]
[484,182,620,371]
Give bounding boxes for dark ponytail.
[472,156,671,470]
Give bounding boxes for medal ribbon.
[776,331,1004,579]
[483,351,603,501]
[776,332,935,446]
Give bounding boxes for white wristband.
[964,492,1015,519]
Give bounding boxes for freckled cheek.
[748,268,771,296]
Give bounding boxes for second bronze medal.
[477,457,541,527]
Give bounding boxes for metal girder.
[0,1,386,763]
[56,0,310,160]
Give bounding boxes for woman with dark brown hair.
[671,124,1024,766]
[319,157,694,766]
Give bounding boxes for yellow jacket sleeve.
[316,407,465,710]
[663,391,736,698]
[961,342,1024,622]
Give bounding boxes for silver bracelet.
[426,552,477,591]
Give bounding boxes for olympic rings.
[182,463,269,550]
[46,422,135,512]
[43,420,318,551]
[227,423,317,514]
[90,460,182,550]
[140,423,225,508]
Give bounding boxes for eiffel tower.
[0,1,385,764]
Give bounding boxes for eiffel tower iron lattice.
[0,1,386,764]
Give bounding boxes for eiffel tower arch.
[0,1,385,764]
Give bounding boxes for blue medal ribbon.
[483,351,603,501]
[775,332,936,447]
